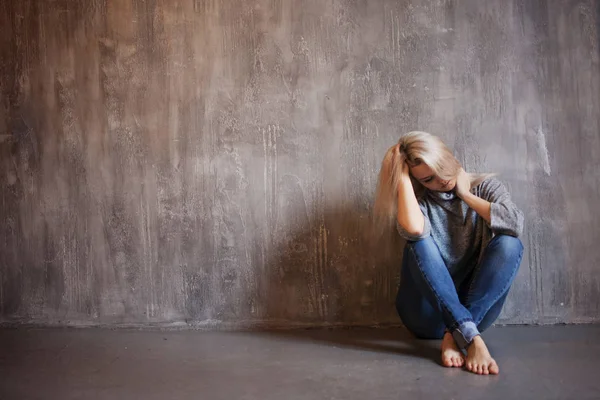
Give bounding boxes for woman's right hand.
[395,144,411,181]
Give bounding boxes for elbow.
[490,206,524,238]
[490,221,522,238]
[397,214,427,239]
[405,226,424,237]
[397,220,425,237]
[510,210,525,237]
[498,228,520,238]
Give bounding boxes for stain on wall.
[0,0,599,327]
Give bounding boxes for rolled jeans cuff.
[451,321,480,349]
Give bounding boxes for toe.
[482,365,489,375]
[477,365,483,375]
[442,357,452,367]
[490,361,500,375]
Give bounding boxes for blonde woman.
[374,131,524,375]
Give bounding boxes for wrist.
[457,189,473,200]
[399,173,412,185]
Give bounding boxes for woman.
[374,131,524,375]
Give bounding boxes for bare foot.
[441,332,464,368]
[466,336,499,375]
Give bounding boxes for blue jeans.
[395,235,524,349]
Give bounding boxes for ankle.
[468,335,483,349]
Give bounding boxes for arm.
[460,193,492,224]
[456,168,491,223]
[396,161,425,236]
[456,169,524,237]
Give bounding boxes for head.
[373,131,493,233]
[373,131,468,232]
[399,131,462,192]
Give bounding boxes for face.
[409,163,456,192]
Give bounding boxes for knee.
[489,234,524,257]
[401,317,445,340]
[396,298,444,340]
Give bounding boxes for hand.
[394,144,411,181]
[455,168,471,199]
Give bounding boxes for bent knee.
[403,321,445,340]
[396,304,444,340]
[490,234,524,255]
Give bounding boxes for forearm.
[397,177,425,235]
[461,192,491,224]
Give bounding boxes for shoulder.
[475,176,503,190]
[473,176,511,199]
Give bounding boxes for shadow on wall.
[255,198,407,329]
[251,199,440,364]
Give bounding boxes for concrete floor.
[0,326,599,400]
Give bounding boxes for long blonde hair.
[373,131,493,230]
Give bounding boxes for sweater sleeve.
[396,200,432,241]
[476,177,524,237]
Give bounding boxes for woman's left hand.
[455,168,471,199]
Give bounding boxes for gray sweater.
[397,177,524,274]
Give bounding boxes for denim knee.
[397,306,445,340]
[489,234,524,257]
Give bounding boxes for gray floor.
[1,325,599,400]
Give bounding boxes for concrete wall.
[1,0,599,328]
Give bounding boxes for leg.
[461,235,524,375]
[464,235,524,330]
[476,293,508,333]
[396,238,469,368]
[396,243,464,367]
[399,237,479,349]
[395,245,445,340]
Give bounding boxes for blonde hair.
[373,131,493,230]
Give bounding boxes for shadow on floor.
[256,327,442,366]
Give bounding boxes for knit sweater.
[396,177,524,274]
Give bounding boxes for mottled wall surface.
[1,0,599,327]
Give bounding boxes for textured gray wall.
[1,0,599,327]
